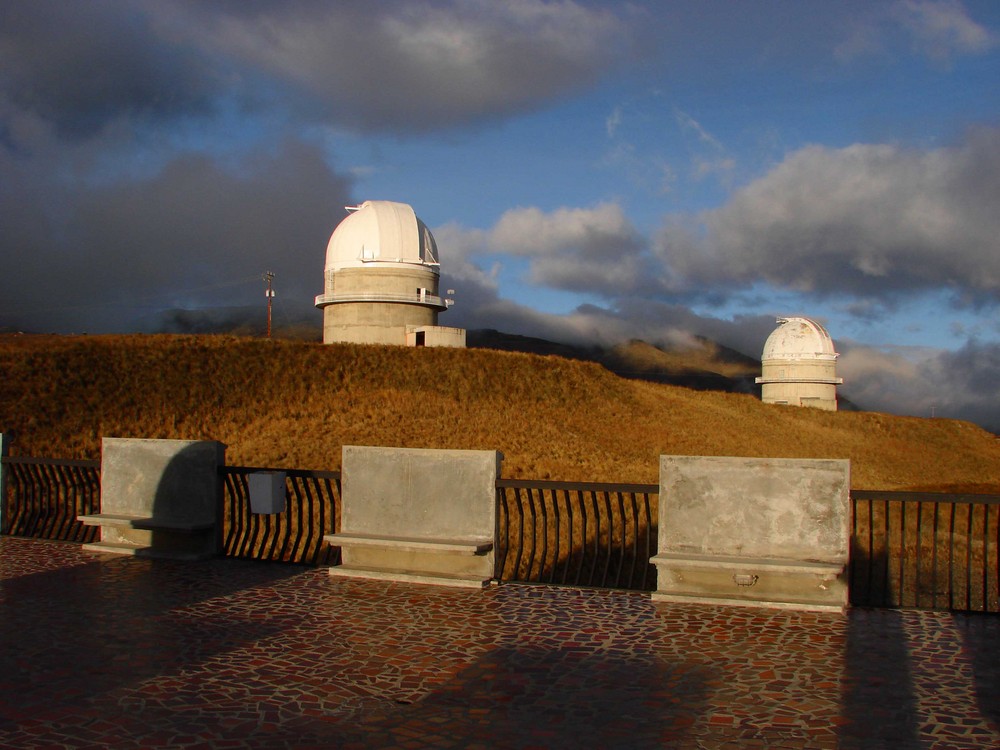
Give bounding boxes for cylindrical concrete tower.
[755,317,843,411]
[315,200,460,346]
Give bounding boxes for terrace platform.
[1,536,998,749]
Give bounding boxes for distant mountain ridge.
[467,329,761,395]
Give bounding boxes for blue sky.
[1,1,999,429]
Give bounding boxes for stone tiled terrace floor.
[1,537,998,750]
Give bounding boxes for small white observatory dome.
[761,317,838,361]
[756,317,842,411]
[315,200,464,348]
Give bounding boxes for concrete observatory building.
[315,200,465,347]
[755,317,843,411]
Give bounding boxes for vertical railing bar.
[612,490,627,589]
[18,463,35,537]
[494,487,508,581]
[993,505,999,613]
[881,498,892,607]
[32,463,48,538]
[45,463,64,540]
[600,491,614,589]
[284,475,303,563]
[268,476,291,563]
[260,497,280,561]
[293,475,315,565]
[50,464,69,541]
[523,487,539,581]
[27,463,44,537]
[6,465,21,535]
[537,487,549,582]
[69,464,87,541]
[233,470,250,557]
[948,501,957,611]
[966,502,974,612]
[62,464,80,540]
[931,501,941,610]
[626,492,639,589]
[221,470,240,556]
[239,473,258,559]
[575,490,587,586]
[588,490,600,588]
[560,489,574,584]
[38,462,54,538]
[511,486,527,582]
[231,470,248,557]
[986,504,995,612]
[17,464,35,536]
[548,488,560,585]
[865,498,874,605]
[899,500,908,608]
[914,501,923,608]
[642,491,655,591]
[315,475,331,566]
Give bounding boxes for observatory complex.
[756,317,843,411]
[315,200,465,347]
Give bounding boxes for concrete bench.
[324,531,495,588]
[78,513,215,534]
[327,532,493,556]
[325,446,501,588]
[650,552,846,611]
[79,438,224,561]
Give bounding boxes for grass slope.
[1,334,998,491]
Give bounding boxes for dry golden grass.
[1,333,998,491]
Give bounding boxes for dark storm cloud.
[0,140,352,333]
[154,0,639,133]
[839,339,1000,432]
[2,0,637,141]
[0,0,217,138]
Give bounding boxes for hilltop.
[0,333,998,491]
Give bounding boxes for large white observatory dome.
[756,317,842,411]
[761,317,838,362]
[316,200,464,348]
[325,200,440,272]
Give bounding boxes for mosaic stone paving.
[1,536,998,749]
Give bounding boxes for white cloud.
[657,127,1000,303]
[835,0,997,63]
[893,0,997,61]
[606,105,623,138]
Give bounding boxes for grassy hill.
[1,333,998,491]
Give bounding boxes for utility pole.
[262,271,275,338]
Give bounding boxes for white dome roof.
[325,200,440,273]
[762,317,838,361]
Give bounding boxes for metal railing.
[0,456,101,542]
[850,490,1000,612]
[2,451,997,612]
[219,466,342,565]
[495,479,658,591]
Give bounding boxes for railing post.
[0,433,8,535]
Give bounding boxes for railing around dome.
[314,291,448,309]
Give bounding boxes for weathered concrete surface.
[652,455,850,611]
[327,446,502,587]
[80,438,225,560]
